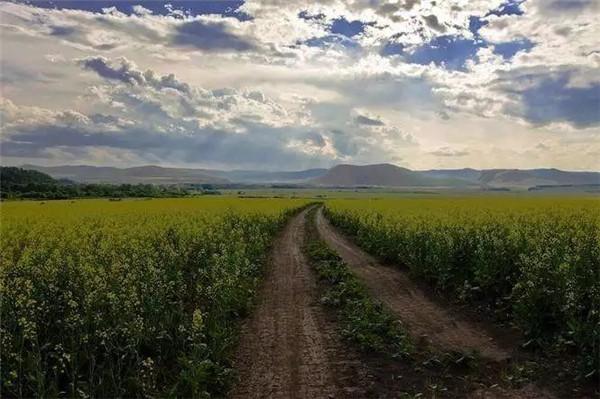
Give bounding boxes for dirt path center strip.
[230,208,368,399]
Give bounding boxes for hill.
[420,168,482,182]
[422,168,599,188]
[22,165,330,185]
[23,165,229,185]
[206,168,328,183]
[1,166,57,190]
[18,164,600,189]
[311,163,463,187]
[479,169,600,187]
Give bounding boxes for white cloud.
[0,0,598,170]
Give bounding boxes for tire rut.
[315,208,560,399]
[316,208,510,362]
[229,208,369,399]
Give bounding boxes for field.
[1,194,599,398]
[324,197,600,378]
[0,197,308,397]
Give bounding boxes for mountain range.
[20,164,600,189]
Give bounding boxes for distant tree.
[0,166,192,200]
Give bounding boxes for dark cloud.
[77,56,190,93]
[305,132,327,147]
[329,129,359,156]
[544,0,596,13]
[173,20,253,51]
[354,114,385,126]
[553,26,572,37]
[89,113,121,124]
[78,56,145,85]
[486,0,525,17]
[437,111,450,120]
[423,14,446,33]
[377,3,400,15]
[144,70,190,93]
[0,122,333,169]
[401,0,420,11]
[298,11,326,21]
[520,75,600,128]
[43,21,122,51]
[501,72,600,128]
[49,25,77,36]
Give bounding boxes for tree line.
[0,167,191,199]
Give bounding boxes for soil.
[229,207,562,398]
[229,207,372,398]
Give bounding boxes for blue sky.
[1,0,599,170]
[20,1,248,18]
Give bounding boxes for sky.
[0,0,599,171]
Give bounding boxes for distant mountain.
[421,168,482,182]
[312,163,466,187]
[479,169,600,187]
[21,164,327,185]
[20,164,600,188]
[23,165,229,185]
[207,168,328,183]
[422,168,599,188]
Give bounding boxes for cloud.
[541,0,597,14]
[172,19,254,51]
[513,72,600,128]
[132,5,153,16]
[77,56,145,85]
[423,15,446,33]
[430,147,470,157]
[76,56,190,93]
[1,0,599,170]
[49,25,77,36]
[354,114,385,126]
[536,143,550,150]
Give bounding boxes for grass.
[304,208,413,358]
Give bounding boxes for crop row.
[324,197,600,379]
[0,198,307,398]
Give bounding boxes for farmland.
[1,194,599,398]
[324,197,600,381]
[0,198,308,397]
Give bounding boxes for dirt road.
[229,208,368,399]
[315,208,509,362]
[230,207,556,399]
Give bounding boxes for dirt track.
[315,208,510,362]
[229,208,369,399]
[230,207,557,399]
